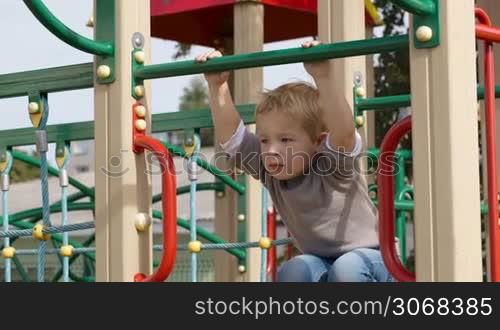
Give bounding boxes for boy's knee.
[277,255,327,282]
[328,249,375,282]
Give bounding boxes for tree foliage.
[373,0,411,148]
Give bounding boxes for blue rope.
[1,152,13,282]
[0,222,95,238]
[59,145,71,282]
[188,134,201,282]
[260,188,268,282]
[36,95,50,283]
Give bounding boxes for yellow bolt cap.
[59,245,74,257]
[134,213,151,232]
[188,240,202,253]
[135,105,147,118]
[97,65,111,79]
[416,26,433,42]
[28,102,40,114]
[355,116,365,127]
[135,86,145,98]
[134,51,146,64]
[86,16,94,28]
[355,87,366,98]
[33,224,49,241]
[135,119,147,131]
[2,247,15,259]
[259,237,272,249]
[238,265,246,273]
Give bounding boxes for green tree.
[373,0,411,148]
[10,150,40,183]
[172,43,192,60]
[179,76,214,146]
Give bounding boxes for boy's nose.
[268,144,281,154]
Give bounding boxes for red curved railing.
[133,104,177,282]
[267,207,277,282]
[475,8,500,282]
[378,116,415,282]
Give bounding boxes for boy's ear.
[316,132,329,146]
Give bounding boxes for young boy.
[196,41,394,282]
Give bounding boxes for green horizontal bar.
[390,0,436,16]
[0,105,256,147]
[152,182,224,204]
[12,151,95,199]
[152,104,256,132]
[0,63,93,99]
[23,0,113,56]
[374,199,490,215]
[477,86,500,100]
[357,86,500,112]
[161,141,246,195]
[367,148,413,160]
[136,35,409,80]
[357,95,411,112]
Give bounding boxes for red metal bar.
[267,207,277,282]
[476,8,500,282]
[132,104,177,282]
[476,24,500,43]
[378,116,415,282]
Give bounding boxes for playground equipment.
[0,0,498,282]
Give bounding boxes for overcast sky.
[0,0,313,132]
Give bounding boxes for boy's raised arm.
[302,41,357,154]
[195,51,242,145]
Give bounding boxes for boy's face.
[256,110,322,180]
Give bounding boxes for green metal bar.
[390,0,436,16]
[367,148,413,161]
[12,151,95,198]
[357,86,500,112]
[161,141,246,195]
[152,104,256,132]
[4,202,94,226]
[23,0,113,56]
[396,213,407,265]
[357,95,411,111]
[152,182,224,204]
[374,199,491,215]
[135,35,409,80]
[394,156,407,265]
[12,255,31,282]
[477,86,500,100]
[0,63,93,100]
[0,105,256,147]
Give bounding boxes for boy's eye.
[260,139,268,144]
[281,138,292,143]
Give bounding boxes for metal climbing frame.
[1,0,491,282]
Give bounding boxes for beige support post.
[365,26,377,184]
[95,0,153,281]
[214,37,241,282]
[318,0,368,170]
[410,0,482,281]
[234,0,264,282]
[477,0,500,282]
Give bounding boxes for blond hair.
[255,82,327,141]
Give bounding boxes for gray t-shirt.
[221,120,380,258]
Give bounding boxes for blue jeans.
[277,248,395,282]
